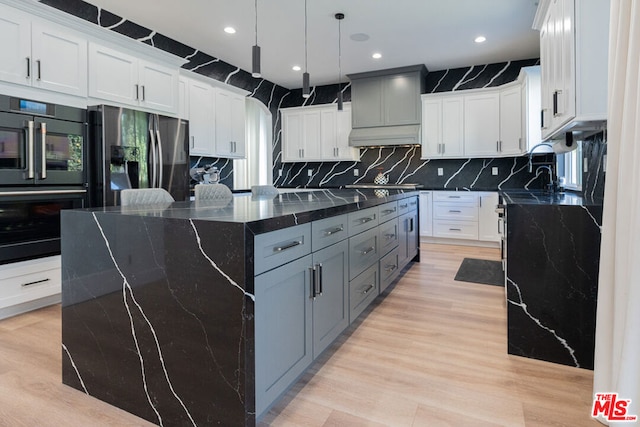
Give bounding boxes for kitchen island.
[503,191,602,369]
[60,189,419,426]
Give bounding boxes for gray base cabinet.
[255,254,313,417]
[398,209,419,270]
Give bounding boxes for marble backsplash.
[38,0,606,195]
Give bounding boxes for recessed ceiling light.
[224,27,236,34]
[475,36,486,43]
[372,53,382,59]
[292,65,301,71]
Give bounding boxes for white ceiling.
[81,0,541,89]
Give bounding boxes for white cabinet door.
[301,110,321,160]
[282,110,303,162]
[419,191,433,237]
[464,92,500,157]
[230,92,246,158]
[441,96,464,157]
[421,97,441,158]
[478,192,500,242]
[335,105,358,161]
[320,108,336,160]
[499,85,523,155]
[188,79,215,156]
[0,8,32,86]
[31,21,87,97]
[178,76,188,119]
[214,89,246,158]
[88,43,138,105]
[138,59,178,113]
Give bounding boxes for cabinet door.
[351,76,383,128]
[282,110,303,162]
[441,96,464,157]
[187,80,215,156]
[499,85,524,155]
[0,8,31,86]
[301,110,321,160]
[177,76,188,119]
[384,73,421,125]
[335,104,358,161]
[421,97,442,158]
[255,254,313,417]
[419,191,433,237]
[320,108,337,160]
[312,240,348,358]
[88,43,138,106]
[464,92,500,157]
[214,89,233,156]
[478,192,500,242]
[540,7,554,137]
[398,211,419,269]
[31,21,87,97]
[230,93,246,158]
[138,59,178,113]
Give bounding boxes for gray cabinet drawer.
[377,201,398,222]
[407,196,419,212]
[379,218,399,256]
[254,224,312,275]
[380,248,400,293]
[348,206,379,236]
[397,196,418,215]
[311,213,349,252]
[349,263,378,323]
[348,227,379,280]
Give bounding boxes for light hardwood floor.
[0,244,598,426]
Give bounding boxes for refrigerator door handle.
[149,116,157,188]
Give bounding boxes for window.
[556,140,583,191]
[234,98,273,190]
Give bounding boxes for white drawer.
[433,191,478,205]
[433,203,479,221]
[433,220,479,240]
[0,257,61,309]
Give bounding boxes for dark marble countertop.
[79,189,419,234]
[500,190,603,207]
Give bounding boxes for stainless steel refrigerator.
[88,105,189,206]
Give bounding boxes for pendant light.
[335,13,344,111]
[302,0,310,98]
[252,0,261,78]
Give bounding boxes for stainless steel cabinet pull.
[324,227,344,236]
[519,137,522,151]
[496,141,499,152]
[335,147,339,157]
[141,85,145,101]
[310,266,316,299]
[26,57,30,78]
[442,143,445,155]
[399,204,408,209]
[36,59,41,80]
[26,121,35,179]
[361,284,375,295]
[384,233,396,240]
[448,195,461,198]
[135,84,139,100]
[21,278,50,287]
[410,201,417,206]
[449,228,462,231]
[409,218,414,232]
[317,263,323,296]
[479,196,482,208]
[541,109,548,129]
[190,136,195,149]
[385,264,397,273]
[40,122,47,179]
[360,246,375,255]
[449,210,461,213]
[274,240,302,252]
[382,208,396,214]
[360,216,375,224]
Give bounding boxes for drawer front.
[254,224,312,275]
[311,213,349,252]
[433,191,478,205]
[433,203,479,221]
[397,196,418,215]
[433,220,479,240]
[0,264,61,309]
[349,263,378,323]
[348,206,379,236]
[348,227,379,280]
[377,201,398,222]
[379,219,399,256]
[407,196,419,212]
[379,248,400,293]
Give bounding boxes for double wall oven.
[0,95,88,265]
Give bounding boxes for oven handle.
[27,121,35,179]
[40,122,47,180]
[0,189,87,196]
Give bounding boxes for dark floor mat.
[454,258,504,286]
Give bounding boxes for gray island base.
[61,189,419,426]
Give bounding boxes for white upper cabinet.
[499,85,524,156]
[214,88,246,158]
[187,78,215,156]
[464,92,501,157]
[421,95,464,158]
[88,42,178,114]
[535,0,609,140]
[281,103,358,163]
[0,6,87,97]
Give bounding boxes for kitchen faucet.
[527,142,553,173]
[535,165,557,193]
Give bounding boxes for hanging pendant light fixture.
[302,0,310,98]
[252,0,261,78]
[335,13,344,111]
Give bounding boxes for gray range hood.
[348,64,427,147]
[349,124,421,147]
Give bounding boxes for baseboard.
[420,236,500,248]
[0,294,61,321]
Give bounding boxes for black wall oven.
[0,95,88,265]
